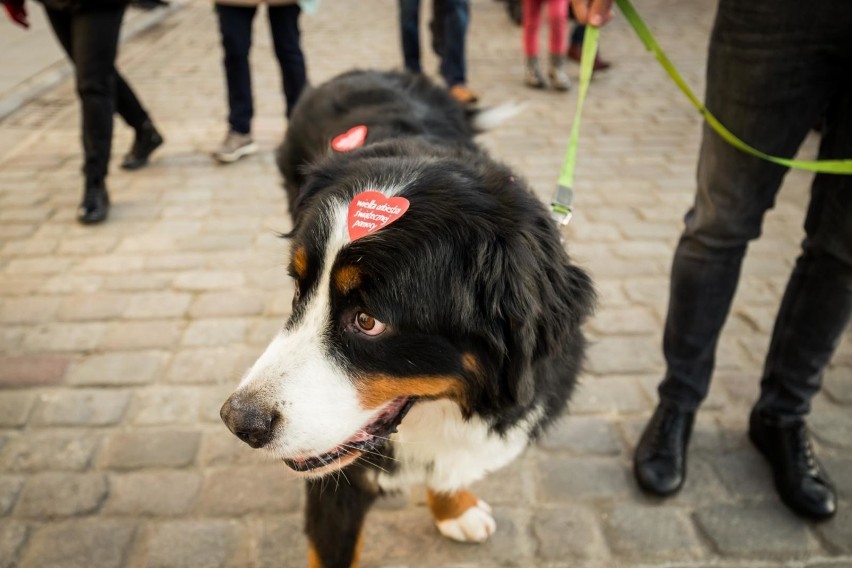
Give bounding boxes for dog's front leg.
[305,469,378,568]
[427,488,496,543]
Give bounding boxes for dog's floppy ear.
[475,188,595,408]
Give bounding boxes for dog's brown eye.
[354,312,385,336]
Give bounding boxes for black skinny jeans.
[658,0,852,422]
[44,3,150,183]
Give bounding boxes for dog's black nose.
[220,392,279,449]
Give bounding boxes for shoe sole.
[213,142,259,164]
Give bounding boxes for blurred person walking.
[2,0,164,224]
[213,0,308,163]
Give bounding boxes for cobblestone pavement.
[1,0,851,566]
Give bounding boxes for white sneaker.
[213,130,258,163]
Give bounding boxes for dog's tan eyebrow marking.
[427,488,479,522]
[292,246,309,279]
[357,374,465,409]
[333,264,362,295]
[461,353,481,376]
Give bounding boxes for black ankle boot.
[121,120,163,170]
[77,179,110,224]
[634,400,695,496]
[748,409,837,520]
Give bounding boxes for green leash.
[551,25,599,225]
[551,0,852,225]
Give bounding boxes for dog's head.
[221,141,594,477]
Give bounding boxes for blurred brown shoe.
[567,44,612,71]
[449,84,479,104]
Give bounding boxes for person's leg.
[546,0,568,56]
[546,0,569,90]
[522,0,547,89]
[399,0,422,73]
[268,4,307,118]
[216,3,256,135]
[439,0,468,87]
[636,0,831,496]
[521,0,541,58]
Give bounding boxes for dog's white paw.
[435,499,496,543]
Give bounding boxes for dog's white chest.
[377,400,533,492]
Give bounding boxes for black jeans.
[659,0,852,421]
[216,3,307,133]
[44,4,150,182]
[398,0,469,87]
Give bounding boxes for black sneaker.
[121,120,163,170]
[748,409,837,520]
[634,400,695,496]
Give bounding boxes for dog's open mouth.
[283,397,414,473]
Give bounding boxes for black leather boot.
[121,120,163,170]
[634,400,695,496]
[749,409,837,520]
[77,179,110,224]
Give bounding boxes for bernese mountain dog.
[220,70,595,568]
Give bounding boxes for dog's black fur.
[264,70,595,567]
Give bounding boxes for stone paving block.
[19,519,136,568]
[199,385,238,424]
[0,521,28,568]
[709,449,777,502]
[165,346,247,384]
[0,354,69,387]
[537,456,631,502]
[810,400,852,451]
[466,460,531,507]
[587,305,660,336]
[102,272,173,291]
[815,507,852,554]
[77,255,145,274]
[14,472,108,518]
[0,296,60,324]
[4,257,73,275]
[247,317,284,345]
[189,291,265,318]
[246,515,307,568]
[124,291,192,319]
[585,335,662,375]
[22,322,106,352]
[823,365,852,404]
[0,391,36,426]
[532,506,609,564]
[0,476,24,516]
[129,386,200,425]
[0,431,101,472]
[173,270,245,291]
[31,388,131,427]
[538,414,623,456]
[693,503,818,559]
[99,319,184,350]
[603,504,704,561]
[101,430,200,470]
[821,457,852,500]
[361,507,532,567]
[143,519,243,568]
[56,293,129,321]
[105,470,202,516]
[39,273,103,294]
[181,318,250,347]
[56,234,119,255]
[197,465,302,516]
[569,376,649,415]
[198,431,268,467]
[65,350,168,386]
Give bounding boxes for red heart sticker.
[331,125,368,152]
[347,191,410,241]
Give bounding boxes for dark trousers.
[659,0,852,421]
[44,4,150,182]
[398,0,469,87]
[216,3,307,133]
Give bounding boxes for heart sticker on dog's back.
[348,191,410,241]
[332,125,368,152]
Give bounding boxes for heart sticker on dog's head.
[348,191,410,241]
[332,125,368,152]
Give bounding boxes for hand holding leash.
[569,0,613,27]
